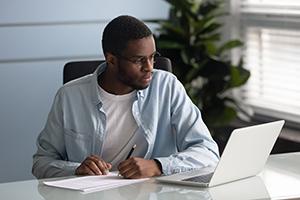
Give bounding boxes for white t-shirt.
[98,86,138,168]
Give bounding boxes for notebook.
[156,120,285,187]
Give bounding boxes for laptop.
[156,120,285,187]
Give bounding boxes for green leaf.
[157,40,184,49]
[204,41,217,55]
[166,0,194,16]
[229,66,251,88]
[180,50,189,64]
[160,21,186,38]
[201,22,222,34]
[205,105,237,127]
[195,33,220,45]
[218,40,243,56]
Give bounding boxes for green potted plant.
[150,0,251,133]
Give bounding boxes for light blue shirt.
[32,63,220,179]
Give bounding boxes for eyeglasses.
[117,52,161,68]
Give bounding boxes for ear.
[105,52,118,67]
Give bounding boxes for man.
[32,15,219,179]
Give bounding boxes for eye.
[149,54,155,60]
[133,57,144,64]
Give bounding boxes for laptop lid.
[209,120,285,186]
[156,120,285,187]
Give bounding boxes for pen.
[126,144,136,160]
[118,144,136,177]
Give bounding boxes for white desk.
[1,152,300,200]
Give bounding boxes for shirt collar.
[91,62,106,106]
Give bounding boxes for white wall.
[0,0,169,183]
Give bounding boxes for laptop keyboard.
[182,172,214,183]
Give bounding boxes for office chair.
[63,56,172,84]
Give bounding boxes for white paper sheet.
[43,172,149,193]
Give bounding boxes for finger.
[102,162,112,175]
[96,160,109,174]
[76,164,95,175]
[118,165,131,176]
[84,159,102,175]
[118,160,138,178]
[106,162,112,170]
[84,165,97,176]
[104,161,112,169]
[90,154,102,160]
[121,167,140,179]
[102,162,112,174]
[118,158,133,171]
[88,156,109,174]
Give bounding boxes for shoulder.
[151,69,185,91]
[62,74,93,89]
[152,69,178,85]
[56,74,95,99]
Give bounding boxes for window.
[234,0,300,123]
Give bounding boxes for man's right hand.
[75,155,112,175]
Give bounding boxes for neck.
[98,68,134,95]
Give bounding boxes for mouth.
[142,73,152,83]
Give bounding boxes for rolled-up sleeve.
[156,78,220,175]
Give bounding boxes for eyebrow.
[128,51,157,58]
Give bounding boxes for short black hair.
[102,15,153,55]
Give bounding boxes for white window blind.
[241,0,300,15]
[238,0,300,123]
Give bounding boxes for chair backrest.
[63,56,172,84]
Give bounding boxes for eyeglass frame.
[115,51,161,68]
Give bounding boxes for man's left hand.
[118,157,162,178]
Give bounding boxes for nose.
[142,57,154,72]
